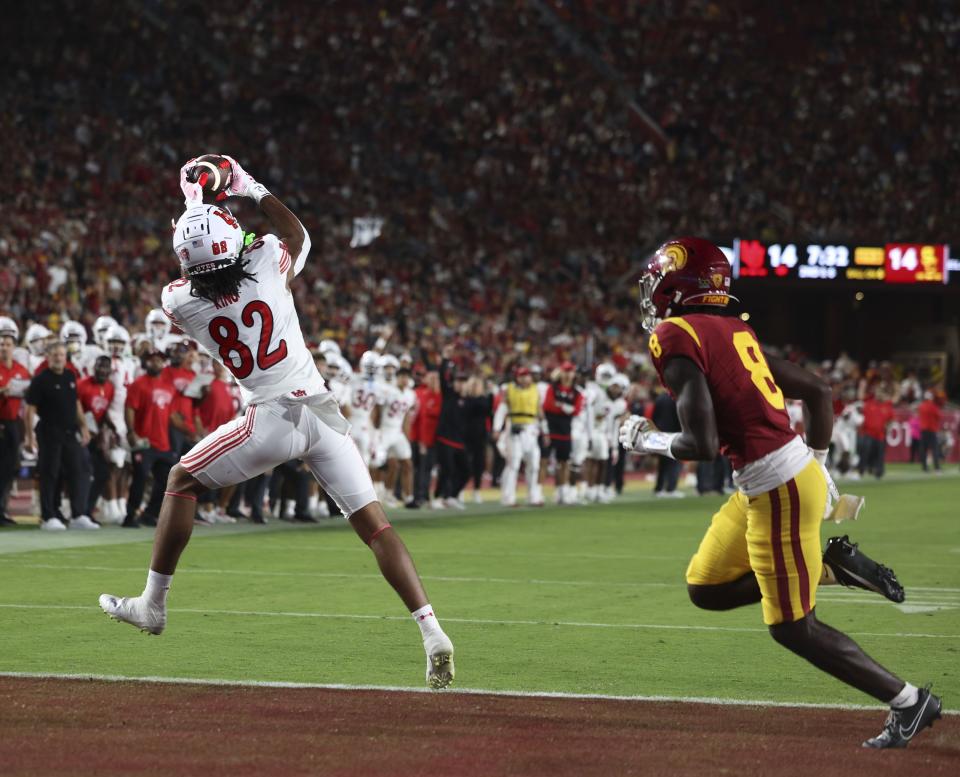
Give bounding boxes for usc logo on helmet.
[662,244,688,271]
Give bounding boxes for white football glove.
[221,155,271,203]
[619,415,678,457]
[179,158,203,206]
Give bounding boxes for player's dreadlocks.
[188,251,257,305]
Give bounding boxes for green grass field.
[2,466,958,707]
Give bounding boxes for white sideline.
[1,603,957,640]
[1,671,956,716]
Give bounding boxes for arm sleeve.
[493,393,508,433]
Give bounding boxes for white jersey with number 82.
[161,234,325,405]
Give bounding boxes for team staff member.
[411,371,442,507]
[24,341,96,531]
[858,389,895,479]
[0,333,31,527]
[124,351,187,528]
[78,356,117,521]
[435,348,469,508]
[494,365,544,507]
[622,237,937,748]
[542,361,583,505]
[916,391,943,472]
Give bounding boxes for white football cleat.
[70,515,100,530]
[424,632,455,689]
[40,517,67,531]
[99,594,166,635]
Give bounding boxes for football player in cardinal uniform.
[620,237,938,748]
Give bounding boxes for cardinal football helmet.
[638,237,736,332]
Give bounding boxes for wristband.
[809,448,828,465]
[249,182,271,204]
[643,431,679,459]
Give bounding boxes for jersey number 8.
[732,331,785,410]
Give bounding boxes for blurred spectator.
[77,354,116,519]
[858,390,895,479]
[24,341,94,530]
[411,371,442,507]
[917,391,943,473]
[124,351,183,527]
[651,390,683,498]
[0,333,30,526]
[461,374,493,505]
[435,350,469,509]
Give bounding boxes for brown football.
[186,154,233,203]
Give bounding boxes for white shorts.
[570,432,588,467]
[589,431,609,460]
[381,429,412,461]
[181,394,377,518]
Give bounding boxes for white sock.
[143,569,172,607]
[889,682,919,709]
[412,603,442,640]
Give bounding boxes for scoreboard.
[731,240,952,284]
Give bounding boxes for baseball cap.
[560,360,575,371]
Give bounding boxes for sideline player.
[620,237,939,748]
[99,156,454,688]
[376,363,418,507]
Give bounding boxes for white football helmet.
[359,350,379,376]
[0,316,18,341]
[377,353,400,381]
[60,320,88,352]
[25,323,53,355]
[172,204,244,276]
[93,315,118,347]
[610,374,630,392]
[594,363,617,388]
[319,339,342,358]
[338,355,354,380]
[145,308,171,342]
[105,324,131,357]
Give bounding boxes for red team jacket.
[917,399,942,433]
[411,385,442,447]
[649,314,796,470]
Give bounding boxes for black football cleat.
[822,535,905,603]
[863,687,942,749]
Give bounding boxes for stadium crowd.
[3,0,959,375]
[2,0,958,527]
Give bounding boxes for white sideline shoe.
[99,594,166,635]
[40,517,67,531]
[70,515,100,530]
[424,632,455,689]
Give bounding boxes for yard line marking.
[8,562,960,598]
[1,603,957,640]
[1,671,957,717]
[2,563,678,589]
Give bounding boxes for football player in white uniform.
[584,363,617,503]
[349,350,382,469]
[600,373,630,502]
[99,156,454,688]
[375,364,417,507]
[18,323,53,374]
[145,308,175,353]
[92,316,118,350]
[60,320,102,377]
